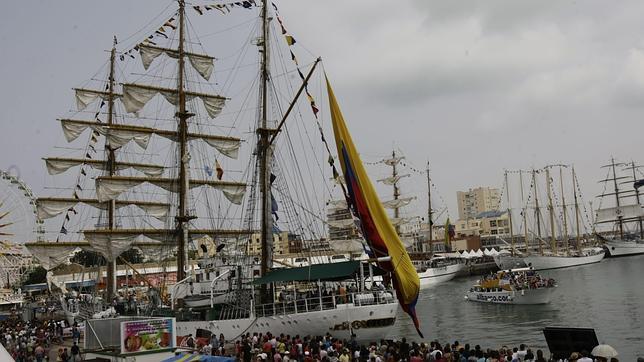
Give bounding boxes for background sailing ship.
[594,158,644,256]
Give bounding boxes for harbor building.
[456,187,501,220]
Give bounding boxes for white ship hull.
[176,301,397,342]
[493,254,527,270]
[522,250,605,270]
[418,263,465,289]
[465,287,555,305]
[603,240,644,257]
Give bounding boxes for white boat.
[521,248,605,270]
[602,239,644,257]
[465,268,556,305]
[415,257,465,288]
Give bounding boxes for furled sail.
[44,157,164,177]
[377,174,409,186]
[122,83,226,118]
[327,75,422,337]
[382,196,416,209]
[382,156,404,166]
[138,44,215,80]
[327,218,356,228]
[36,197,169,220]
[328,199,347,208]
[83,228,251,261]
[59,119,240,158]
[60,119,152,149]
[25,243,81,270]
[389,217,415,227]
[74,88,122,111]
[95,176,246,204]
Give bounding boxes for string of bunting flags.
[192,0,257,15]
[270,2,347,200]
[58,92,106,239]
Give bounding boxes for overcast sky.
[1,1,642,231]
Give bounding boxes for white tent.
[475,249,484,257]
[488,248,500,256]
[468,250,478,257]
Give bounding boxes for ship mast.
[176,0,193,283]
[532,169,543,255]
[391,150,401,234]
[545,167,557,254]
[519,170,529,251]
[610,158,624,239]
[426,162,433,244]
[106,38,117,299]
[572,166,582,250]
[558,166,569,253]
[258,0,274,300]
[627,161,643,239]
[504,170,515,254]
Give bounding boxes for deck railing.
[254,290,395,318]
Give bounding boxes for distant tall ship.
[594,158,644,257]
[377,151,464,288]
[494,166,604,271]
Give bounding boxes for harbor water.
[390,254,644,359]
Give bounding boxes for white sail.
[328,199,347,208]
[329,239,364,253]
[382,156,404,166]
[377,174,409,185]
[122,83,226,118]
[389,217,414,226]
[139,44,215,80]
[25,243,80,270]
[59,120,240,158]
[95,176,246,204]
[382,196,415,209]
[44,157,164,177]
[327,218,356,228]
[36,199,76,219]
[36,198,169,221]
[85,233,138,261]
[74,88,121,111]
[595,204,644,223]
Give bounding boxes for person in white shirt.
[577,350,593,362]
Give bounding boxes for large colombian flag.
[326,75,423,338]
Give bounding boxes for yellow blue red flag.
[326,74,423,337]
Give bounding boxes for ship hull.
[418,263,465,288]
[465,287,554,305]
[493,254,528,270]
[522,250,605,270]
[176,301,397,342]
[603,240,644,257]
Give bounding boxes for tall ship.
[375,151,464,289]
[494,166,604,271]
[594,158,644,257]
[25,0,423,342]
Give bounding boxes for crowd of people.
[186,330,619,362]
[0,318,81,361]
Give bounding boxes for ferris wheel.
[0,169,44,287]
